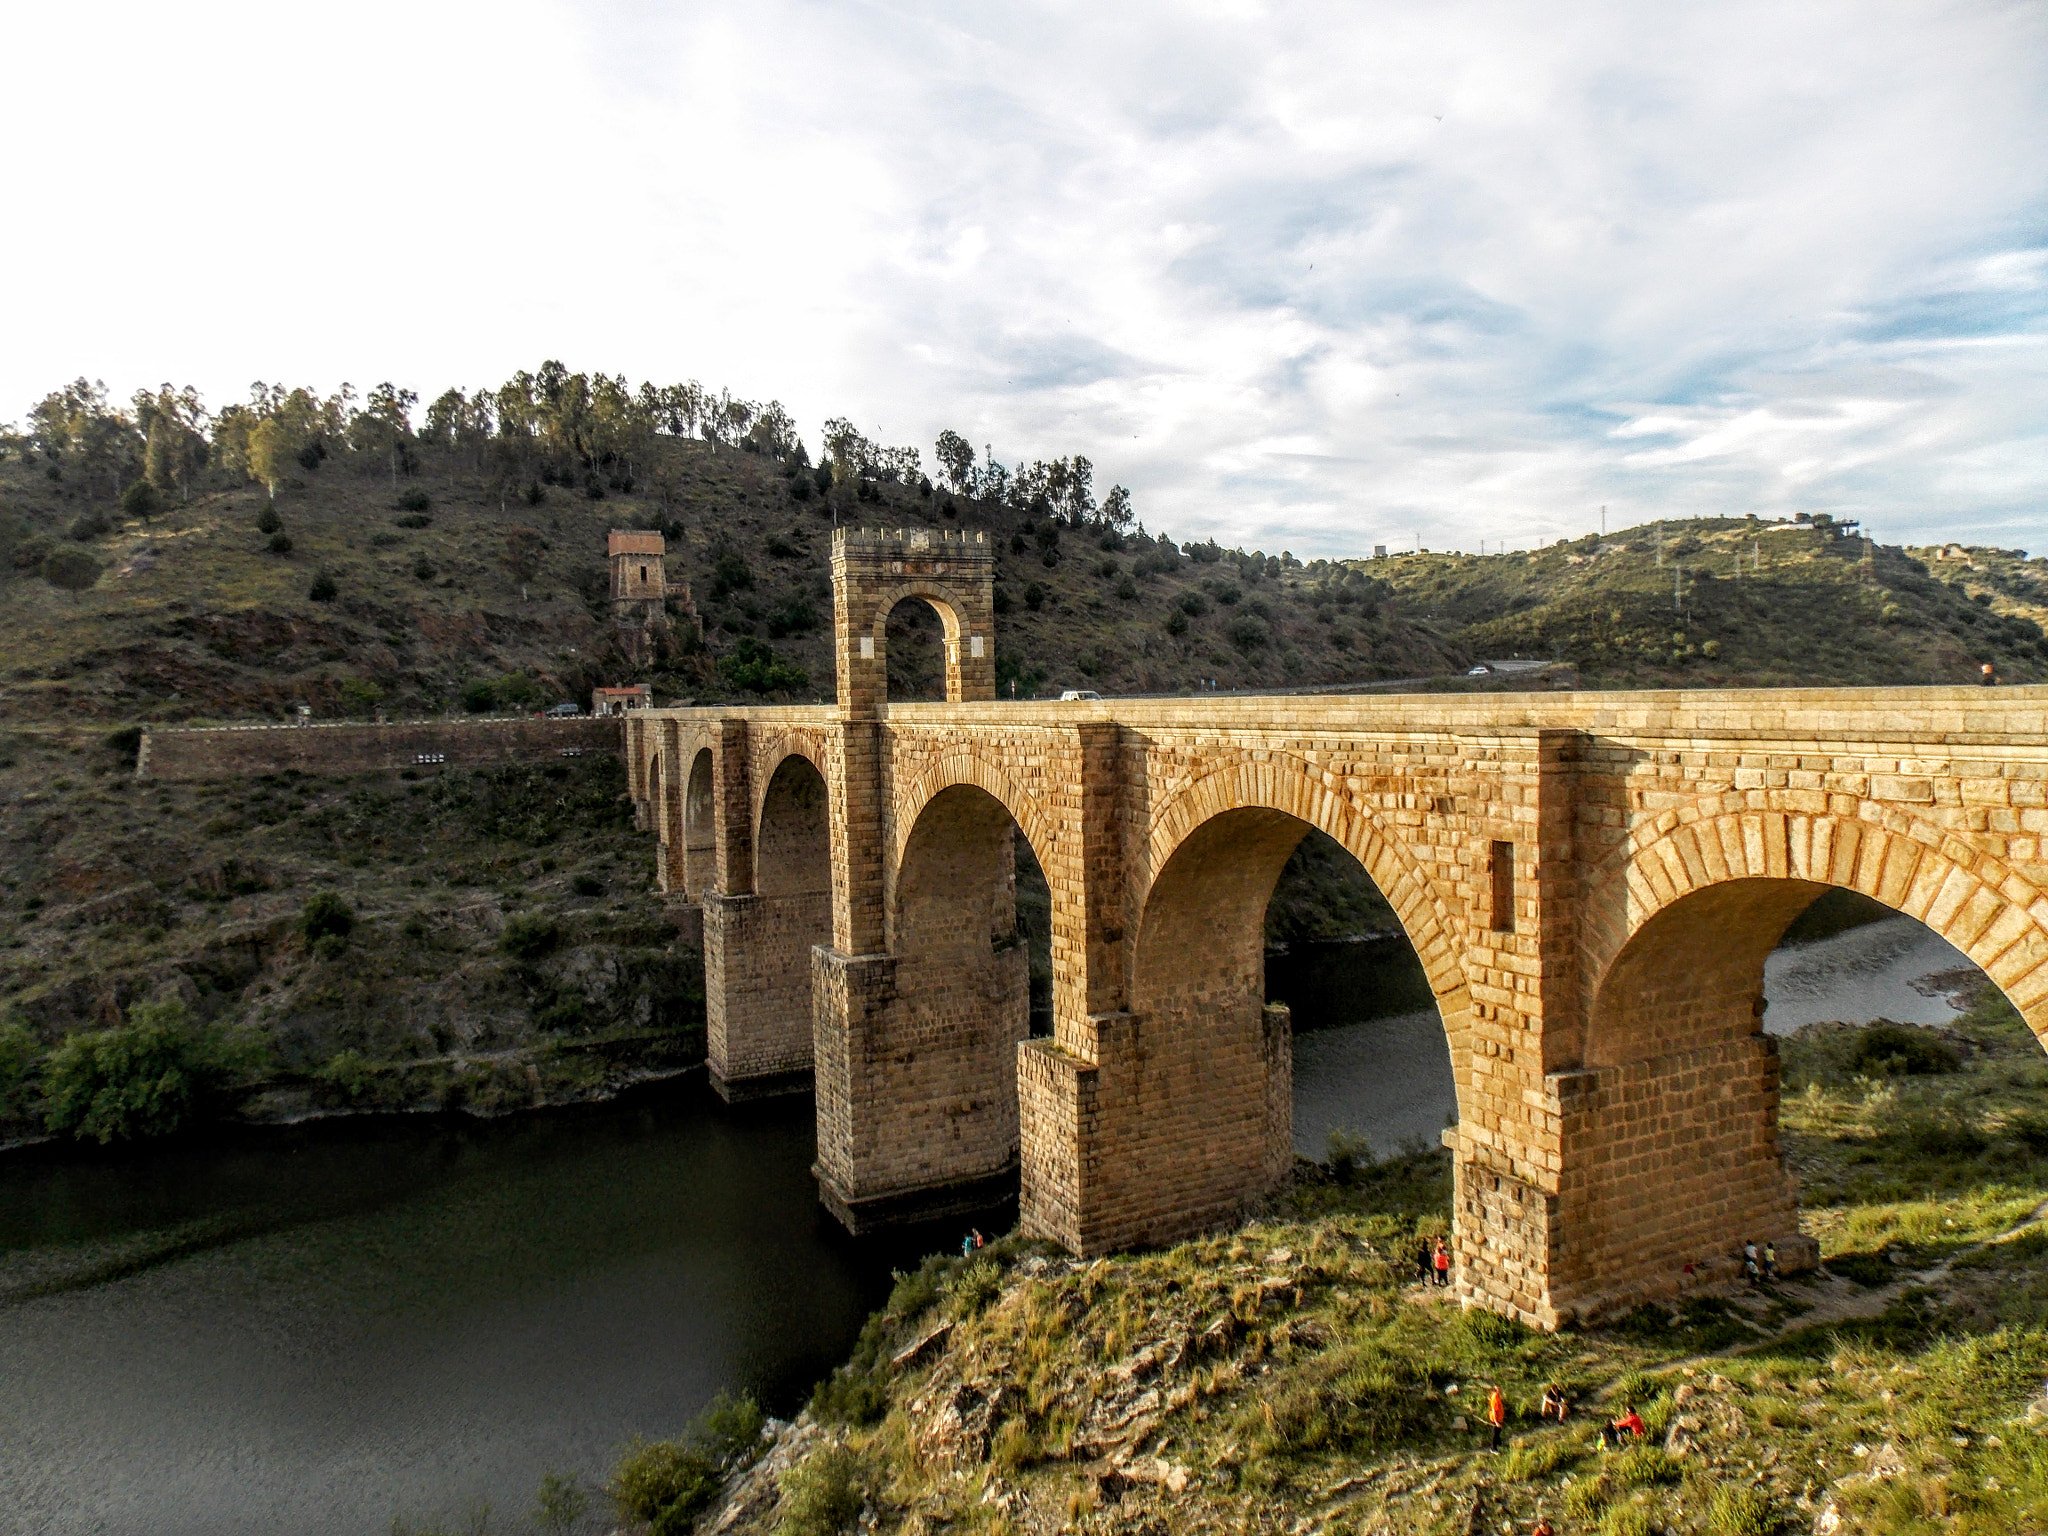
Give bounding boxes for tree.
[121,479,159,522]
[41,1000,252,1144]
[138,385,208,501]
[308,571,338,602]
[247,418,289,498]
[504,526,545,598]
[1102,484,1134,530]
[935,430,976,493]
[351,382,419,488]
[42,546,100,600]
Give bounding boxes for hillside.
[1374,519,2047,689]
[0,432,1471,723]
[592,990,2048,1536]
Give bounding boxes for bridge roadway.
[621,528,2048,1328]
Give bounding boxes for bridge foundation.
[704,892,821,1100]
[812,944,1030,1229]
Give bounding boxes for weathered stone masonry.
[628,526,2048,1327]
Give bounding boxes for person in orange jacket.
[1487,1384,1508,1450]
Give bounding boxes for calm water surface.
[0,916,1983,1533]
[0,1085,912,1536]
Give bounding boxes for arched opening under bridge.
[704,752,831,1099]
[1107,806,1460,1248]
[812,781,1041,1228]
[682,748,715,899]
[1563,876,2044,1317]
[1265,829,1455,1167]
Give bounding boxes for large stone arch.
[1139,752,1475,1083]
[1547,802,2048,1318]
[1583,801,2048,1050]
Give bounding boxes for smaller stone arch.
[831,528,996,713]
[683,747,716,901]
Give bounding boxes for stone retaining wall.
[138,716,624,780]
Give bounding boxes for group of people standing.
[1413,1236,1453,1287]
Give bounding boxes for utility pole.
[1656,523,1664,568]
[1673,566,1683,613]
[1601,505,1607,538]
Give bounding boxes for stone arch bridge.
[625,527,2048,1327]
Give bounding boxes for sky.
[2,1,2043,558]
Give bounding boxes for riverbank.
[637,984,2048,1536]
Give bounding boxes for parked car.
[545,701,581,717]
[1466,665,1491,676]
[1059,689,1103,702]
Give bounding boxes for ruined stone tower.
[607,530,668,622]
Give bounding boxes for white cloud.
[1,0,2041,554]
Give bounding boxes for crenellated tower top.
[831,526,997,714]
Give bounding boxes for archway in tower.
[884,597,947,702]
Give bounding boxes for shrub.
[1227,614,1271,653]
[1847,1022,1958,1076]
[121,480,159,519]
[268,531,294,554]
[1599,1504,1652,1536]
[394,512,432,529]
[397,487,432,512]
[1501,1432,1587,1481]
[719,637,808,695]
[463,681,496,713]
[68,511,111,541]
[609,1439,721,1535]
[501,914,561,961]
[302,892,355,945]
[947,1258,1002,1319]
[308,571,338,602]
[1024,582,1045,611]
[766,599,819,638]
[531,1470,587,1536]
[775,1444,862,1536]
[1326,1129,1370,1184]
[1607,1442,1678,1489]
[572,873,605,897]
[412,553,435,581]
[1705,1481,1779,1535]
[42,1000,253,1143]
[256,504,282,534]
[610,1392,765,1536]
[1177,590,1207,617]
[316,1049,377,1104]
[10,532,54,570]
[43,546,102,598]
[1164,610,1188,636]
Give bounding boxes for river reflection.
[0,1085,911,1536]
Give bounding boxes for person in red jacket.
[1602,1403,1646,1449]
[1432,1239,1451,1288]
[1487,1384,1508,1450]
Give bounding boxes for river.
[0,914,1984,1533]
